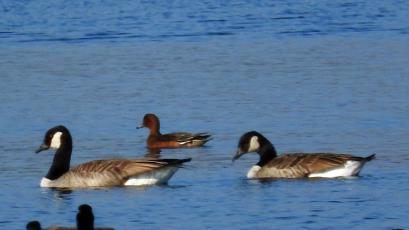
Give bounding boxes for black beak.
[136,125,144,129]
[35,144,49,153]
[232,149,244,162]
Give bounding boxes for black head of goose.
[40,204,114,230]
[233,131,375,179]
[76,204,113,230]
[77,204,94,230]
[35,125,191,188]
[75,204,114,230]
[26,221,41,230]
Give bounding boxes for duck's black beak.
[35,144,49,153]
[136,124,144,129]
[232,148,244,162]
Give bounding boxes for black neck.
[77,213,94,230]
[256,137,278,167]
[45,137,72,180]
[77,219,94,230]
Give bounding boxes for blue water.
[1,1,409,229]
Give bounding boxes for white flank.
[308,161,363,178]
[247,165,261,179]
[178,141,191,145]
[124,167,179,186]
[248,136,260,152]
[50,132,63,149]
[40,177,52,187]
[124,178,159,186]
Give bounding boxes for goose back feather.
[256,153,374,178]
[41,159,189,188]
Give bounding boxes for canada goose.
[233,131,375,179]
[35,125,191,188]
[137,113,211,148]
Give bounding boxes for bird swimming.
[233,131,375,179]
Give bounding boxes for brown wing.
[55,159,175,187]
[258,153,363,178]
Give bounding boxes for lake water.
[1,0,408,229]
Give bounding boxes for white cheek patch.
[248,136,260,152]
[50,131,63,149]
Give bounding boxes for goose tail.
[364,154,376,162]
[161,158,192,165]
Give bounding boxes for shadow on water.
[39,188,74,201]
[144,148,161,158]
[157,184,192,189]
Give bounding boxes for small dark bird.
[26,221,41,230]
[26,205,113,230]
[76,204,94,230]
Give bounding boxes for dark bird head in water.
[26,221,41,230]
[77,204,94,230]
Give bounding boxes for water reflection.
[144,148,161,158]
[40,188,73,201]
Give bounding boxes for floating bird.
[75,204,113,230]
[36,125,191,188]
[26,221,41,230]
[76,204,95,230]
[36,204,114,230]
[137,113,211,149]
[233,131,375,179]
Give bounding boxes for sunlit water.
[1,1,408,229]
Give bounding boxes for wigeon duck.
[233,131,375,179]
[137,113,211,149]
[35,125,191,188]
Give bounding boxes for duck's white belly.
[309,160,363,178]
[124,166,179,186]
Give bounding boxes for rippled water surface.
[1,1,408,229]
